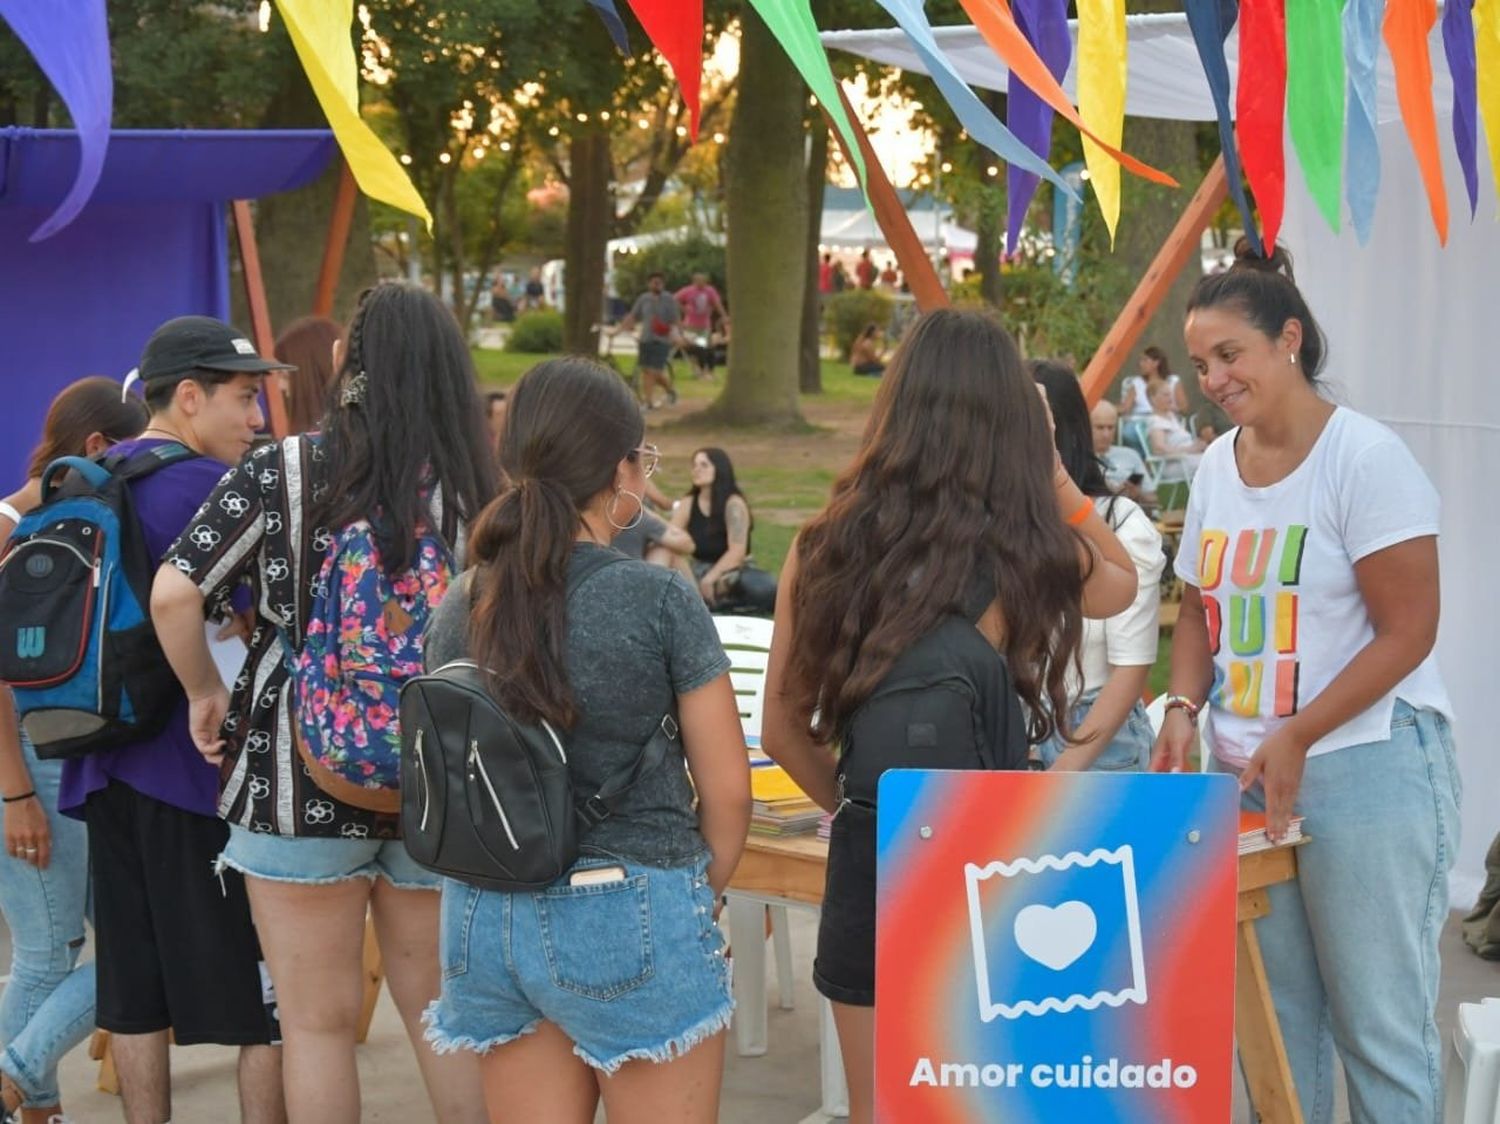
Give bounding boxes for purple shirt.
[60,439,237,820]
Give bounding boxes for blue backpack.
[285,518,455,813]
[0,443,200,759]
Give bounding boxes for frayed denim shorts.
[422,853,733,1074]
[219,825,440,890]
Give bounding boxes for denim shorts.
[423,854,732,1074]
[219,825,440,890]
[1035,693,1153,771]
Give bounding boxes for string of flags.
[3,0,1496,249]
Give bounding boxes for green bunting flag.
[1285,0,1346,231]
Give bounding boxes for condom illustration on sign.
[964,845,1147,1021]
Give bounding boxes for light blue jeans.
[1215,701,1461,1124]
[1035,691,1153,771]
[0,738,94,1107]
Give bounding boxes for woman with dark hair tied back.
[0,377,145,1123]
[761,309,1138,1121]
[1154,239,1456,1124]
[273,316,342,434]
[1031,360,1163,772]
[152,282,499,1122]
[420,357,751,1122]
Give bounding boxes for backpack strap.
[104,441,201,482]
[577,713,680,827]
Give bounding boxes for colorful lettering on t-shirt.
[1201,525,1308,718]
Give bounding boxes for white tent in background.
[823,15,1497,906]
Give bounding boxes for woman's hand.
[5,796,50,868]
[188,685,230,764]
[1149,709,1197,772]
[699,574,719,606]
[1237,727,1308,843]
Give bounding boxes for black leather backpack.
[397,550,676,891]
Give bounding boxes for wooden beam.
[231,200,291,440]
[824,86,951,313]
[313,160,359,319]
[1080,155,1230,407]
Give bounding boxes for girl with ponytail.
[422,357,750,1123]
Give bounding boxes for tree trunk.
[237,48,377,331]
[708,4,807,427]
[562,127,611,356]
[975,195,1004,307]
[799,120,829,395]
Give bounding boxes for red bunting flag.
[1236,0,1288,249]
[624,0,705,139]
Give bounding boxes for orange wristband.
[1065,497,1094,526]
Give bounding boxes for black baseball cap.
[138,316,294,384]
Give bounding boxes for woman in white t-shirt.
[1153,240,1457,1124]
[1034,361,1163,770]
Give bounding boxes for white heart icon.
[1013,901,1098,971]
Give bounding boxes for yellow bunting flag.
[1075,0,1127,244]
[1478,0,1500,205]
[274,0,432,229]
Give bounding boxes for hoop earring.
[606,488,643,532]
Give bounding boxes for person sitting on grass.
[656,448,776,614]
[850,324,886,378]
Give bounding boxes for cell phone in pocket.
[569,865,627,887]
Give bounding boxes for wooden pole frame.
[230,199,291,440]
[314,159,359,319]
[824,85,951,313]
[1080,155,1230,407]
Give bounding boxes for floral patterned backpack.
[287,518,455,813]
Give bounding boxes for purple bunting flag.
[587,0,632,54]
[0,0,113,241]
[1005,0,1071,257]
[1442,0,1479,216]
[1184,0,1264,256]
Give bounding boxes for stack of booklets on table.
[816,812,834,841]
[1238,810,1305,854]
[750,765,823,836]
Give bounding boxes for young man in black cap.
[58,317,290,1123]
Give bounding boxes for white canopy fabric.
[820,13,1450,124]
[822,205,978,253]
[824,18,1497,906]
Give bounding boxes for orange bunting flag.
[955,0,1176,188]
[625,0,705,139]
[1384,0,1449,243]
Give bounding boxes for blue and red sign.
[875,770,1239,1123]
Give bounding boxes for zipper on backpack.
[540,720,567,764]
[414,729,432,832]
[95,563,111,713]
[468,740,519,850]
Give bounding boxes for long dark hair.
[468,357,643,728]
[274,316,341,434]
[311,282,499,571]
[789,308,1084,745]
[1030,360,1112,500]
[690,446,748,523]
[1141,345,1172,379]
[28,377,147,478]
[1187,237,1326,378]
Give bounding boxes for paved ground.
[10,908,1493,1121]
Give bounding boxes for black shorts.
[814,801,878,1007]
[87,781,277,1045]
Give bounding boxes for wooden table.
[727,833,1307,1124]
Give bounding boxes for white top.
[1072,496,1164,697]
[1147,413,1201,482]
[1101,445,1148,491]
[1174,407,1451,767]
[1121,375,1152,415]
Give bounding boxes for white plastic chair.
[1446,998,1500,1124]
[1144,693,1212,773]
[711,618,794,1007]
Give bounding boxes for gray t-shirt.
[630,291,679,341]
[424,544,730,868]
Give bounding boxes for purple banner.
[1005,0,1071,256]
[1442,0,1479,216]
[0,0,113,241]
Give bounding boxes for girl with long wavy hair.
[762,309,1138,1121]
